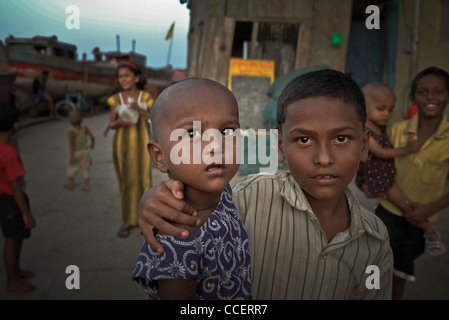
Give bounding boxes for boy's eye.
[297,137,311,145]
[185,129,201,139]
[222,128,234,136]
[334,135,349,144]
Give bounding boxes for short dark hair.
[410,66,449,98]
[0,102,20,132]
[276,69,366,132]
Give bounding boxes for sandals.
[424,229,446,256]
[118,225,132,238]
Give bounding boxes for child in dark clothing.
[132,78,251,300]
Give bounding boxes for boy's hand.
[138,179,200,254]
[22,213,36,229]
[403,201,431,226]
[405,137,425,153]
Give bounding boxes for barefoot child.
[65,110,95,191]
[0,102,37,293]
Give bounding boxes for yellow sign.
[228,58,275,90]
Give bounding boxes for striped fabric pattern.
[232,171,393,300]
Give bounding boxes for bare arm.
[404,192,449,226]
[369,136,423,159]
[108,103,133,129]
[138,179,200,253]
[10,178,36,229]
[157,279,197,300]
[129,102,150,119]
[385,182,412,214]
[85,126,95,149]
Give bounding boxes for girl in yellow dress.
[107,62,153,237]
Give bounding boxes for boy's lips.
[205,163,227,176]
[311,174,338,185]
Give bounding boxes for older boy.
[138,69,393,299]
[375,66,449,300]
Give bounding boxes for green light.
[331,33,342,47]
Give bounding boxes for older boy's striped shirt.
[232,171,392,300]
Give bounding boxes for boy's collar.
[280,173,376,240]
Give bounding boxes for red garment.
[405,104,418,119]
[0,142,25,195]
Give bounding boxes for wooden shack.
[182,0,449,128]
[185,0,353,82]
[183,0,353,129]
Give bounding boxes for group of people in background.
[0,61,154,293]
[1,63,448,300]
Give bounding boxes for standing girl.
[107,62,153,237]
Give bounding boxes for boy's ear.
[360,127,370,162]
[147,141,168,173]
[277,131,286,163]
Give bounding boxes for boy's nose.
[314,144,334,167]
[203,131,223,156]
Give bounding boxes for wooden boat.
[4,35,118,111]
[3,35,174,112]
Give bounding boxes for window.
[232,21,299,77]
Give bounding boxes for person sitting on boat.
[32,70,56,119]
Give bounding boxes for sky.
[0,0,190,68]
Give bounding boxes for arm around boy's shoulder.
[232,171,289,223]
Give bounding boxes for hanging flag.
[165,22,175,41]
